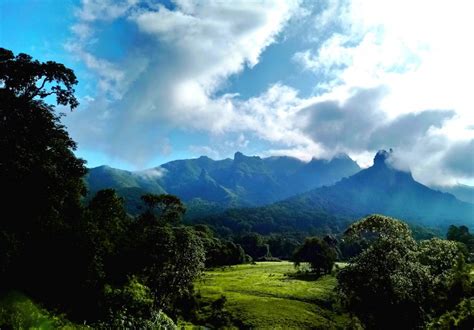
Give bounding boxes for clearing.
[194,261,351,329]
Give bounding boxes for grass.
[0,291,83,329]
[194,261,351,329]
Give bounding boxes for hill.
[85,152,360,216]
[195,150,474,234]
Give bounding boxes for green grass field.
[194,261,351,329]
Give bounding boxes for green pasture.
[194,261,351,329]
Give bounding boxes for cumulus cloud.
[291,0,474,185]
[64,0,474,185]
[299,86,387,151]
[369,110,455,149]
[66,0,301,167]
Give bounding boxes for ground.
[193,261,352,329]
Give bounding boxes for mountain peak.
[234,151,245,160]
[234,151,261,163]
[373,149,393,166]
[333,152,352,161]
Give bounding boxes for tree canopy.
[337,215,472,329]
[293,237,336,276]
[0,48,86,307]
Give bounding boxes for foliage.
[267,233,302,259]
[140,193,185,226]
[235,232,271,260]
[194,225,246,267]
[293,237,337,276]
[0,47,87,310]
[128,198,206,312]
[447,225,474,261]
[103,276,154,321]
[427,298,474,329]
[98,308,176,330]
[338,215,472,329]
[0,291,83,329]
[0,48,208,326]
[99,277,176,329]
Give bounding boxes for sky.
[1,0,474,187]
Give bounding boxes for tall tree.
[0,48,86,306]
[337,215,471,329]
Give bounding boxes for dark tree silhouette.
[293,237,336,275]
[0,48,86,308]
[140,193,186,225]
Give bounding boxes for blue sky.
[1,0,473,186]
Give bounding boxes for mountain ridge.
[85,152,361,215]
[194,150,473,235]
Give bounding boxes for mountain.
[196,150,474,235]
[430,184,474,204]
[85,152,361,216]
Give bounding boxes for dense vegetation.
[338,215,472,329]
[0,48,225,327]
[1,48,472,329]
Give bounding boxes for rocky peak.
[373,149,393,166]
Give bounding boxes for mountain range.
[195,150,473,235]
[85,151,360,216]
[85,150,474,232]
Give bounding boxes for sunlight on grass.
[195,261,351,328]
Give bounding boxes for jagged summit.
[87,151,361,213]
[373,149,393,166]
[233,151,262,163]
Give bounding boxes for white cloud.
[66,0,301,167]
[65,0,474,185]
[290,0,474,185]
[136,167,168,180]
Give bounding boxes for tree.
[447,225,474,261]
[76,189,132,317]
[130,225,205,312]
[236,232,270,260]
[418,238,472,314]
[337,215,471,329]
[126,195,205,314]
[338,215,429,329]
[140,193,186,226]
[293,237,336,276]
[194,225,246,267]
[0,48,86,307]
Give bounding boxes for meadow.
[194,261,352,329]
